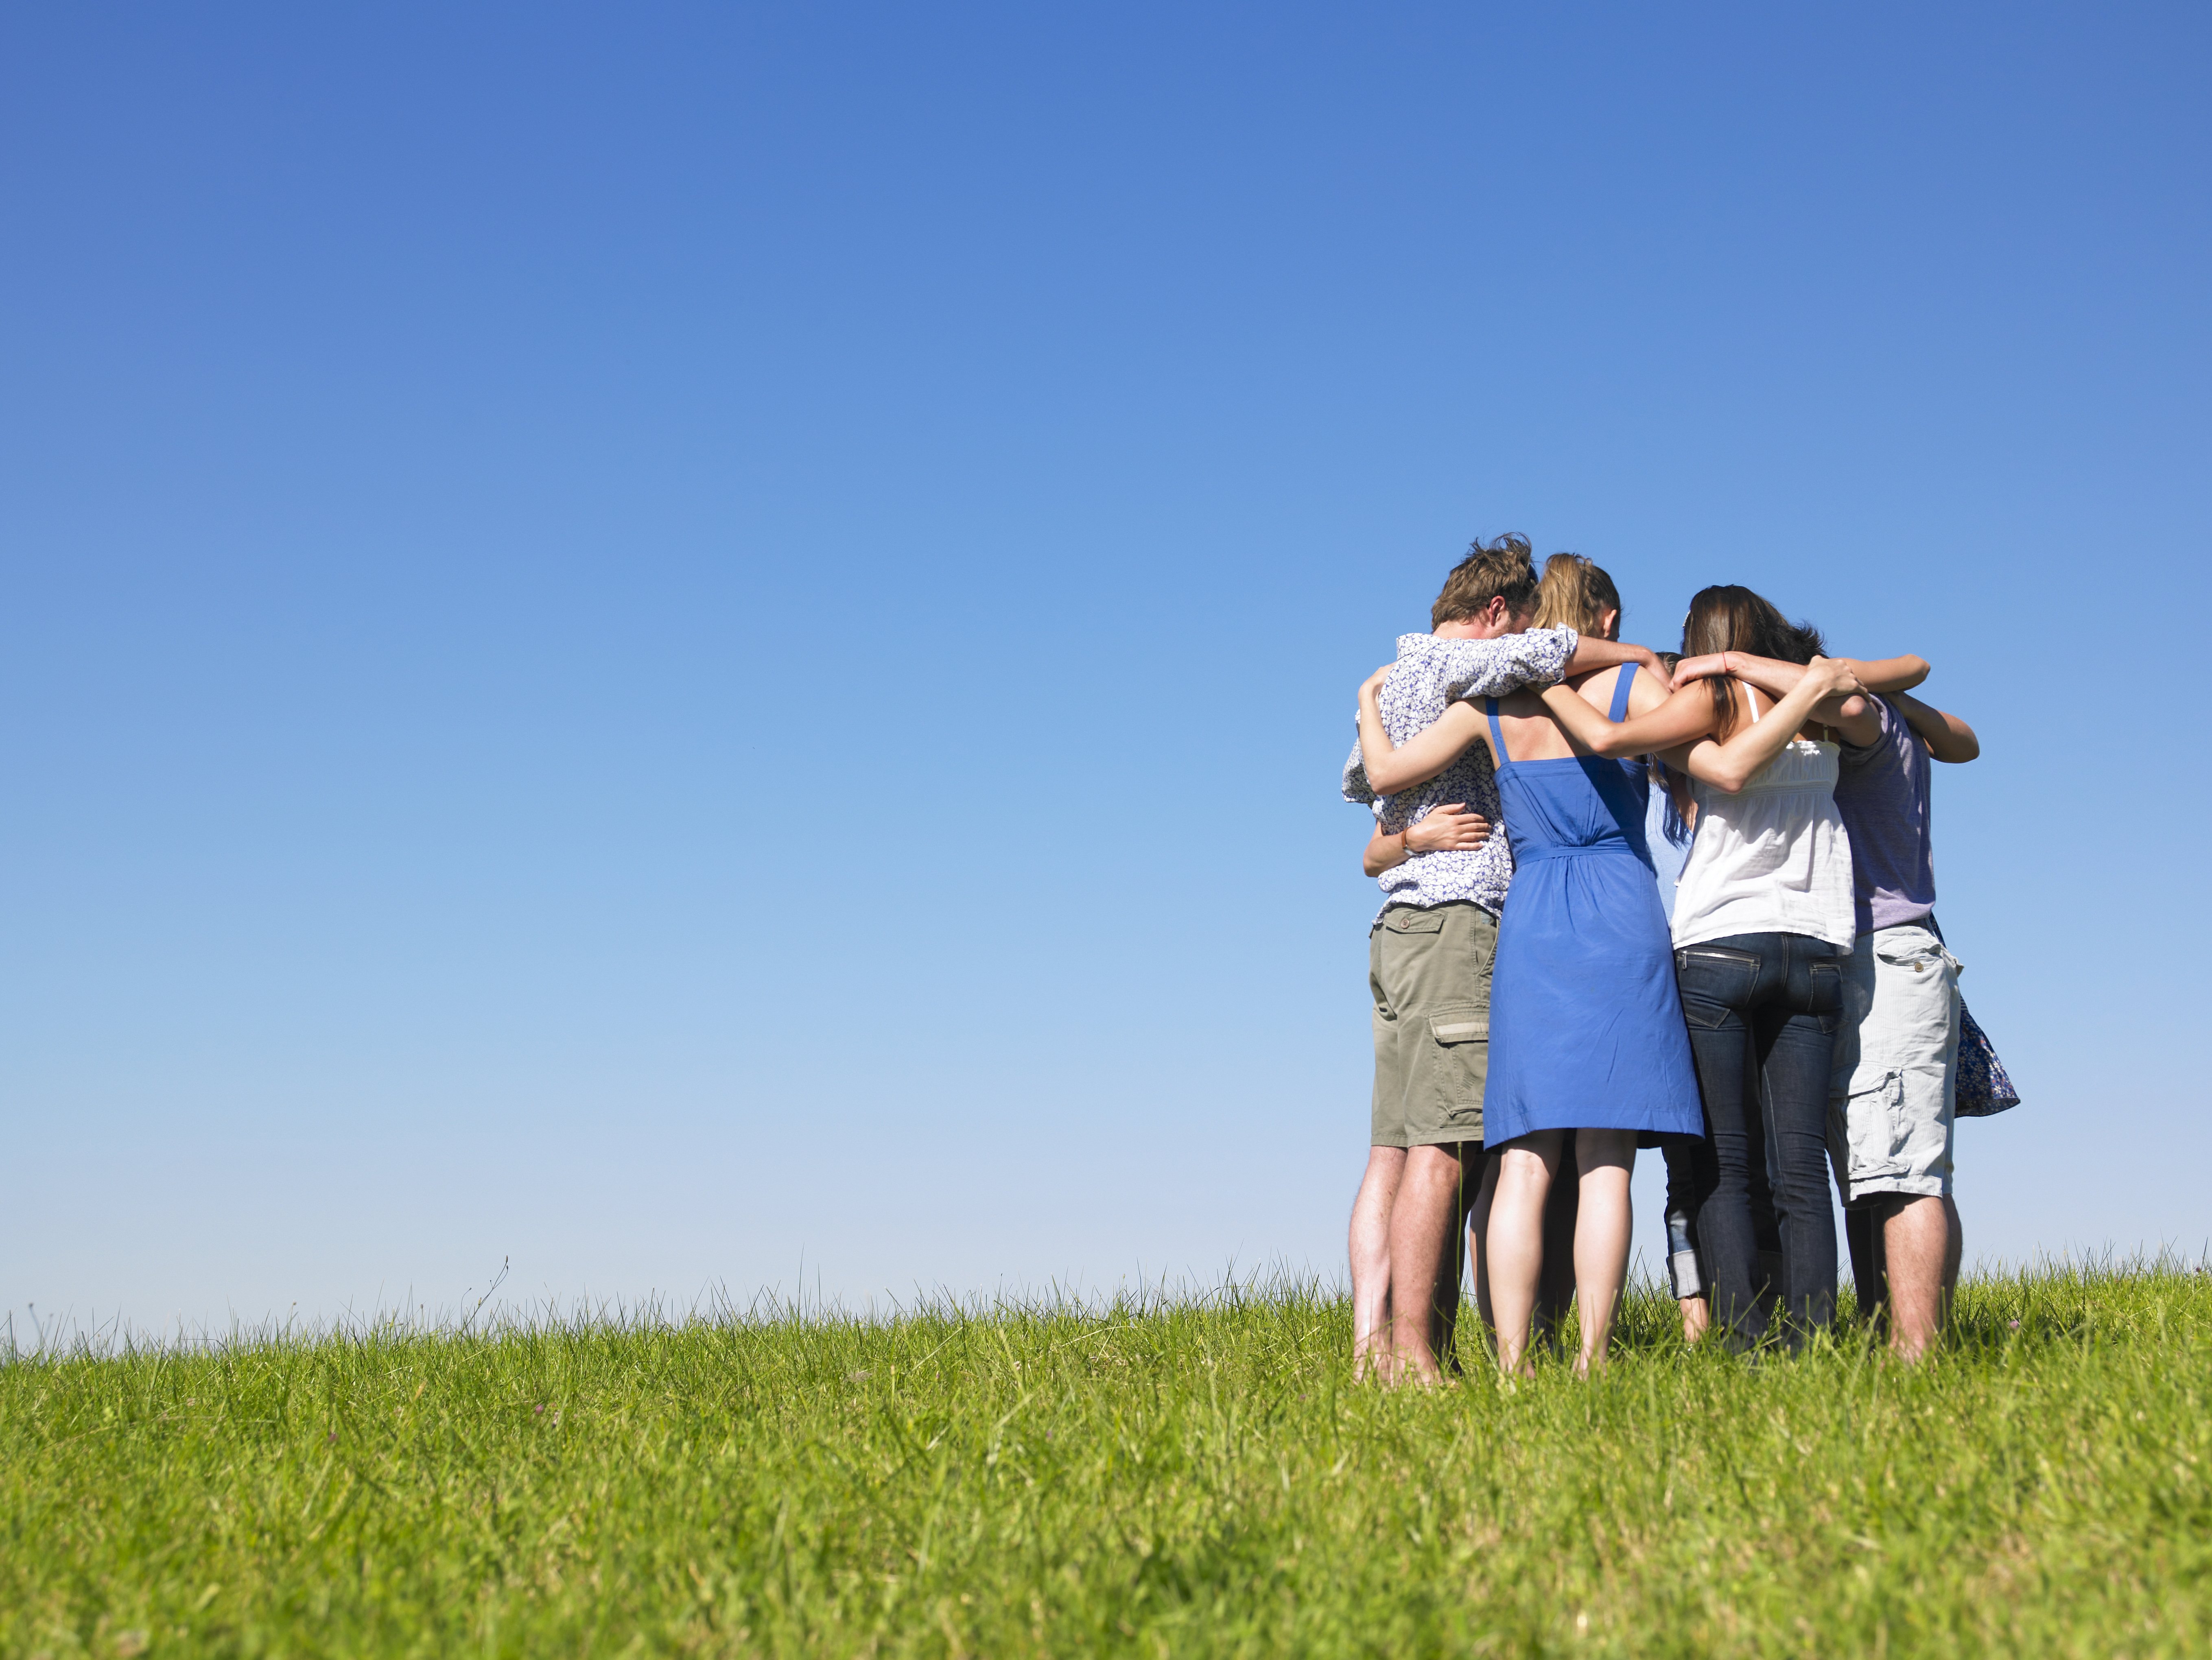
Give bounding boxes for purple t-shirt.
[1830,695,1936,935]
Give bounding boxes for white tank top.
[1669,686,1857,951]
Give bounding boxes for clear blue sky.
[5,4,2206,1336]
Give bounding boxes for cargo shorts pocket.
[1425,1007,1490,1130]
[1836,1068,1907,1191]
[1867,930,1963,1075]
[1384,909,1446,935]
[1873,929,1957,977]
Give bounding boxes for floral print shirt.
[1341,628,1580,917]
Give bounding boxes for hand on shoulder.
[1670,652,1728,690]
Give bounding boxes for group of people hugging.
[1343,534,2008,1380]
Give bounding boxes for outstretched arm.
[1854,653,1930,692]
[1421,628,1665,703]
[1534,681,1737,760]
[1677,650,1926,697]
[1348,633,1580,799]
[1423,628,1579,700]
[1357,675,1489,795]
[1547,658,1867,792]
[1563,636,1669,681]
[1668,659,1866,793]
[1889,689,1980,762]
[1672,651,1886,744]
[1352,636,1672,795]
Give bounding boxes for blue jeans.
[1674,932,1845,1350]
[1659,1137,1705,1298]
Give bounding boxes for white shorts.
[1826,922,1961,1203]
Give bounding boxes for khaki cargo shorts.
[1827,922,1963,1202]
[1369,902,1497,1149]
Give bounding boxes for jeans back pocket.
[1674,945,1760,1028]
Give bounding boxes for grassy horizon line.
[11,1247,2211,1363]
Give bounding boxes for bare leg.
[1350,1146,1407,1380]
[1878,1193,1952,1362]
[1386,1142,1467,1384]
[1571,1130,1637,1374]
[1486,1133,1563,1377]
[1472,1145,1587,1345]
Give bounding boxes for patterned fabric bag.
[1954,999,2020,1118]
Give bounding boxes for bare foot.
[1388,1350,1444,1389]
[1679,1297,1710,1344]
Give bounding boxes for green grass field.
[5,1265,2209,1658]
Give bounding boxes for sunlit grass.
[5,1264,2209,1656]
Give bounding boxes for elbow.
[1367,765,1415,796]
[1900,656,1931,690]
[1578,730,1635,759]
[1950,737,1982,763]
[1705,768,1749,796]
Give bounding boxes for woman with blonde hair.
[1531,551,1623,640]
[1532,556,1714,1343]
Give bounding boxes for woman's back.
[1670,681,1854,950]
[1484,662,1631,763]
[1486,664,1656,857]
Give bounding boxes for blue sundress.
[1481,666,1705,1145]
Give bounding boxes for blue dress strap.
[1608,662,1638,721]
[1485,696,1508,764]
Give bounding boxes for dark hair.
[1680,585,1827,739]
[1432,534,1540,629]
